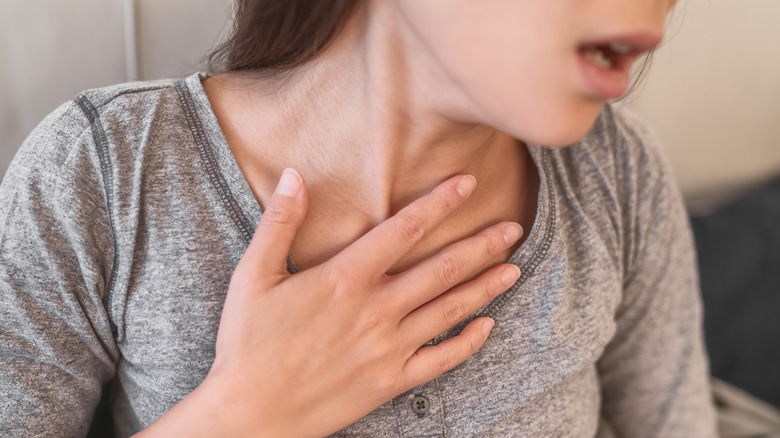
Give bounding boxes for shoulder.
[587,103,681,212]
[72,77,187,152]
[75,77,180,113]
[69,77,196,149]
[558,103,669,185]
[7,77,184,173]
[591,103,670,183]
[1,76,197,217]
[539,104,686,274]
[588,103,661,151]
[544,103,676,208]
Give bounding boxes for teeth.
[583,48,612,69]
[608,42,633,54]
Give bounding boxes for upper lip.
[579,32,664,56]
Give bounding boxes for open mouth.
[576,33,662,99]
[579,43,635,70]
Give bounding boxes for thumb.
[239,168,308,279]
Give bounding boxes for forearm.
[133,375,281,438]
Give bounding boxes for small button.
[411,395,430,414]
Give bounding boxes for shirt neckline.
[182,72,555,292]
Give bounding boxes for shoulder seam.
[73,94,120,335]
[87,84,172,111]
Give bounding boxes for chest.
[289,168,539,277]
[108,184,623,436]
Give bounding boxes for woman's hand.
[138,169,522,438]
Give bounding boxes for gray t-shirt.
[0,73,717,437]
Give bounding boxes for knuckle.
[262,201,296,226]
[321,262,381,311]
[472,228,503,261]
[467,330,481,354]
[435,189,458,212]
[436,254,465,286]
[322,262,346,288]
[396,212,427,244]
[441,294,468,326]
[483,229,505,258]
[436,347,457,372]
[322,262,361,300]
[481,275,501,300]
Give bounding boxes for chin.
[539,123,598,147]
[505,109,603,148]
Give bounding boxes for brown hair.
[208,0,360,74]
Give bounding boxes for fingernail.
[275,168,301,197]
[501,265,521,286]
[482,318,495,337]
[503,222,523,245]
[456,175,477,198]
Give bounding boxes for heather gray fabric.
[0,73,717,437]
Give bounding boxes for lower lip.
[577,52,631,100]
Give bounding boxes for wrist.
[132,371,278,438]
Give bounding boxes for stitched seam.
[173,80,254,243]
[74,94,120,334]
[435,378,451,438]
[482,151,557,318]
[392,396,407,438]
[89,85,172,110]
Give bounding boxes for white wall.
[2,1,780,213]
[628,0,780,212]
[134,0,233,80]
[0,0,126,176]
[0,0,232,178]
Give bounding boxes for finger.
[333,174,476,277]
[399,263,519,348]
[388,222,522,315]
[400,317,494,390]
[239,168,308,279]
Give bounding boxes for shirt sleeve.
[596,110,718,437]
[0,101,118,437]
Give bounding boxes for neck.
[203,2,537,269]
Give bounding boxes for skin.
[138,0,677,436]
[201,0,673,274]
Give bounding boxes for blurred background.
[1,0,779,411]
[0,0,234,177]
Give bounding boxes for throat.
[201,74,539,275]
[287,141,539,275]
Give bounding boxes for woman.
[0,0,716,436]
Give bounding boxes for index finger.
[333,174,476,276]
